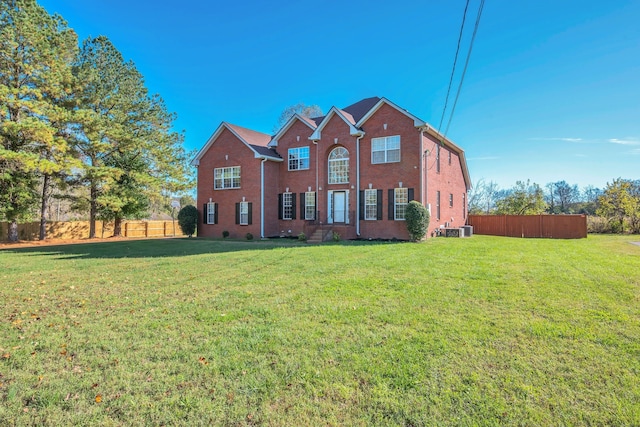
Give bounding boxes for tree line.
[1,0,193,242]
[468,178,640,233]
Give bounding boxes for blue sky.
[38,0,639,190]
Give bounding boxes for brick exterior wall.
[423,132,468,237]
[197,127,274,239]
[195,99,470,241]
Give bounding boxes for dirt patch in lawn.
[0,236,156,250]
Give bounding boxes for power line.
[437,0,471,135]
[443,0,486,137]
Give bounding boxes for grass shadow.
[1,236,403,260]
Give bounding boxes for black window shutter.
[235,203,240,224]
[203,204,207,224]
[377,189,383,220]
[388,189,394,220]
[300,193,305,220]
[359,190,364,220]
[214,203,218,224]
[278,194,283,220]
[408,188,415,201]
[291,193,297,220]
[248,203,252,225]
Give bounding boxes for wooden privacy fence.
[1,220,185,242]
[467,215,587,239]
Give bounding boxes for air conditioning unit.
[444,228,463,237]
[462,225,473,237]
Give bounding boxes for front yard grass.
[0,235,639,426]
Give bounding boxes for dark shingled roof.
[341,96,381,123]
[251,144,281,159]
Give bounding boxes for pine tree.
[0,0,78,241]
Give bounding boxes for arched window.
[328,147,349,184]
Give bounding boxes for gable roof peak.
[268,113,318,147]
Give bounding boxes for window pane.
[395,188,408,220]
[328,148,349,184]
[372,151,385,164]
[283,193,293,220]
[387,149,400,162]
[365,189,377,220]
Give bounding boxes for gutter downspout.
[420,126,430,222]
[420,128,425,206]
[260,158,267,239]
[355,133,364,237]
[312,139,319,226]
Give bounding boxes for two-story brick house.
[192,97,471,241]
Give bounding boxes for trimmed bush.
[298,232,306,242]
[177,205,198,237]
[222,230,229,239]
[405,201,430,241]
[246,232,253,241]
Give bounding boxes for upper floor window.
[288,147,310,171]
[436,145,441,173]
[328,147,349,184]
[214,166,240,189]
[371,135,400,164]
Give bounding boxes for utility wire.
[443,0,485,137]
[437,0,471,135]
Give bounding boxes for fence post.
[145,222,149,237]
[124,222,128,237]
[163,221,167,237]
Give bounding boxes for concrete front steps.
[306,228,331,243]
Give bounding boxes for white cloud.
[630,148,640,155]
[608,138,640,146]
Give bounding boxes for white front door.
[333,191,346,223]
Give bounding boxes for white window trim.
[282,192,293,220]
[214,166,241,190]
[364,189,377,220]
[328,147,349,184]
[371,135,401,164]
[288,146,310,171]
[394,188,408,221]
[305,191,315,220]
[207,201,215,224]
[239,201,249,225]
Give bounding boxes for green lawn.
[1,235,639,426]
